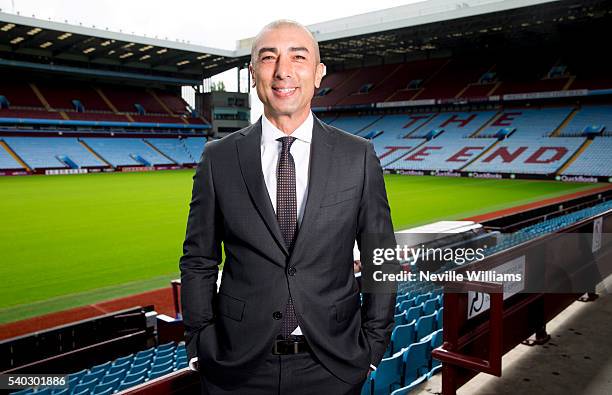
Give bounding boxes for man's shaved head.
[251,19,320,65]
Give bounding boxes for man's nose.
[274,54,293,79]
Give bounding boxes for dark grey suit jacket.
[179,115,396,387]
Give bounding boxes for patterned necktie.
[277,136,299,338]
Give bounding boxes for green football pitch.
[0,170,603,323]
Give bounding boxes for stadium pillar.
[237,67,241,93]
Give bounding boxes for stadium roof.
[0,11,247,84]
[238,0,610,71]
[0,0,609,85]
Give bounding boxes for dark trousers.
[201,349,367,395]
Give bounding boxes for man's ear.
[249,63,256,87]
[314,62,325,89]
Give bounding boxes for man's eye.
[295,55,306,60]
[261,56,274,61]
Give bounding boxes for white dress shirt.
[190,113,375,371]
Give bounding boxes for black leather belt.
[272,336,310,355]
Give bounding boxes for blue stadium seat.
[422,298,437,315]
[72,379,98,395]
[130,359,151,372]
[405,305,423,324]
[390,374,427,395]
[117,374,146,391]
[81,369,105,383]
[429,329,444,372]
[402,338,430,386]
[135,347,155,359]
[92,378,119,394]
[153,353,174,366]
[152,358,174,372]
[107,361,130,375]
[149,364,174,380]
[393,311,407,327]
[51,388,69,395]
[371,352,404,395]
[416,313,436,341]
[91,388,114,395]
[67,369,87,383]
[390,321,416,354]
[414,293,431,306]
[113,354,134,366]
[157,342,175,353]
[102,368,128,384]
[126,366,149,379]
[90,361,111,373]
[398,299,413,313]
[436,307,444,330]
[436,294,444,309]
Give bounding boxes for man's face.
[250,25,324,120]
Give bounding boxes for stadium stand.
[80,138,175,167]
[146,138,205,165]
[464,137,585,175]
[180,137,207,162]
[476,107,574,138]
[9,342,189,395]
[2,137,105,169]
[561,137,612,177]
[327,114,382,134]
[558,105,612,136]
[409,111,496,138]
[0,142,23,169]
[388,137,497,171]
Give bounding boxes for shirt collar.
[261,111,313,145]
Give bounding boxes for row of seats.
[0,81,192,118]
[312,52,610,108]
[325,106,603,140]
[11,342,188,395]
[0,137,206,170]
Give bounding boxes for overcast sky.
[0,0,422,120]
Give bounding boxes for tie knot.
[277,136,296,153]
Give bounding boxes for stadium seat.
[149,364,175,380]
[422,298,437,315]
[394,311,407,327]
[72,379,98,395]
[429,329,444,372]
[153,353,174,365]
[107,362,130,376]
[117,374,146,391]
[91,388,114,395]
[113,354,134,366]
[402,338,430,386]
[390,321,416,354]
[81,369,105,383]
[157,342,175,352]
[51,388,69,395]
[416,313,437,341]
[398,299,414,313]
[436,307,444,330]
[101,369,127,384]
[90,361,111,373]
[151,358,174,372]
[414,293,431,306]
[126,366,149,379]
[405,305,423,324]
[389,374,427,395]
[92,378,119,394]
[67,369,88,382]
[370,352,404,395]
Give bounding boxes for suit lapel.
[291,116,336,260]
[236,119,289,256]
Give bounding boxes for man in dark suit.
[179,19,396,394]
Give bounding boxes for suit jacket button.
[273,311,283,320]
[288,267,296,276]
